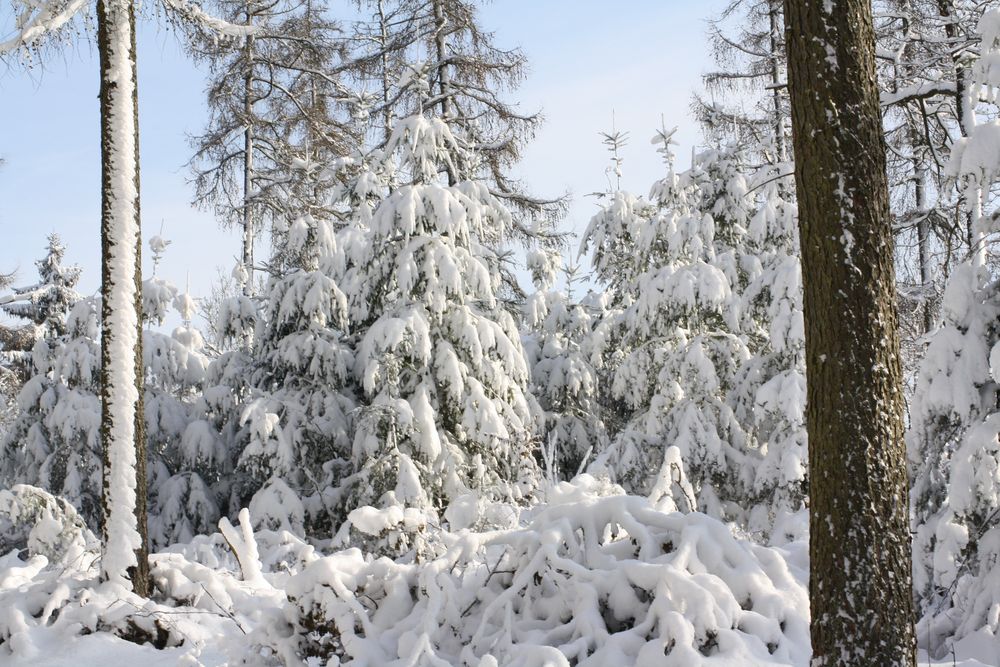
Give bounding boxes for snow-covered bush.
[279,475,809,666]
[0,484,98,565]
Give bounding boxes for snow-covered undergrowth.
[0,479,993,666]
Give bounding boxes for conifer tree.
[584,128,755,520]
[347,0,563,262]
[141,239,224,548]
[188,0,353,294]
[234,212,356,535]
[522,250,606,480]
[1,297,104,526]
[0,234,82,342]
[732,170,807,540]
[698,0,789,165]
[341,111,538,551]
[908,9,1000,656]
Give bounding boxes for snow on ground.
[0,479,995,666]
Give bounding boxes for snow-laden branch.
[1,0,257,57]
[0,0,88,54]
[159,0,257,39]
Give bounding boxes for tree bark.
[782,1,916,665]
[97,0,149,597]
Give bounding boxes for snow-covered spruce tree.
[340,112,538,552]
[585,128,755,522]
[347,0,563,258]
[141,239,224,549]
[0,239,94,526]
[0,297,103,526]
[0,234,82,343]
[231,212,355,536]
[731,169,807,541]
[522,249,606,481]
[909,10,1000,657]
[0,235,82,418]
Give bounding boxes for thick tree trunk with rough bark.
[97,0,149,597]
[782,0,916,664]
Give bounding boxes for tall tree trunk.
[377,0,393,143]
[97,0,149,596]
[912,136,934,332]
[937,0,977,257]
[242,4,256,297]
[768,0,786,164]
[433,0,456,185]
[782,1,916,664]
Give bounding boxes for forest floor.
[0,477,995,667]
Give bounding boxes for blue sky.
[0,0,727,312]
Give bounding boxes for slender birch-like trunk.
[97,0,149,596]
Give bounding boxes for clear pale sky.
[0,0,728,311]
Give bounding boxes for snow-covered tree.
[0,234,81,342]
[697,0,789,165]
[347,0,563,262]
[522,250,606,480]
[233,212,356,536]
[338,113,538,552]
[0,297,103,526]
[731,170,807,540]
[0,243,96,526]
[140,240,225,549]
[585,128,755,522]
[187,0,355,292]
[909,10,1000,657]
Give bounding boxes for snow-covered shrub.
[278,475,809,666]
[0,484,97,565]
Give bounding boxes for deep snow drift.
[0,477,994,666]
